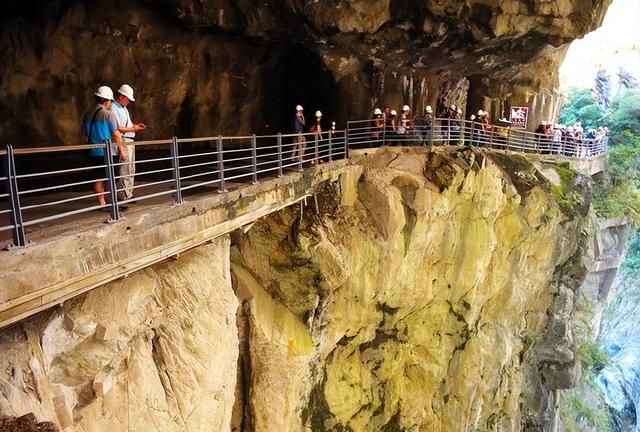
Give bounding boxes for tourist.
[446,104,458,145]
[309,110,323,163]
[552,124,563,155]
[495,117,511,149]
[310,110,323,139]
[414,105,433,145]
[397,105,412,142]
[370,108,384,145]
[111,84,146,201]
[292,105,306,163]
[386,110,398,145]
[82,86,126,208]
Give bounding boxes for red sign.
[510,107,529,129]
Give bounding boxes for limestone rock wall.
[230,149,590,431]
[0,240,238,431]
[0,149,592,431]
[0,0,613,146]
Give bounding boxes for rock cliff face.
[0,149,594,431]
[0,0,612,146]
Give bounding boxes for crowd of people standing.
[81,87,609,209]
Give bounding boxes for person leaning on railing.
[81,86,127,209]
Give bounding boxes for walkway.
[0,118,608,250]
[0,119,608,328]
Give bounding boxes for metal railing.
[346,118,609,157]
[0,118,606,250]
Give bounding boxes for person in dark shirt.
[292,105,306,163]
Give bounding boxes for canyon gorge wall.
[0,0,612,146]
[0,148,597,431]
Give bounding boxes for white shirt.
[111,100,135,139]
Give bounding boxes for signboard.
[510,106,529,129]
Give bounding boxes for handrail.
[0,118,607,250]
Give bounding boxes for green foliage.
[606,131,640,185]
[559,88,603,129]
[560,392,612,432]
[550,163,583,213]
[604,89,640,140]
[579,341,609,374]
[622,232,640,272]
[592,132,640,226]
[559,87,640,143]
[560,295,613,432]
[573,295,609,378]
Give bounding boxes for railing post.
[382,120,387,147]
[345,125,350,159]
[170,136,183,205]
[277,133,283,177]
[4,145,27,248]
[429,120,434,147]
[217,135,227,193]
[297,133,304,172]
[489,127,494,149]
[104,142,122,222]
[328,132,333,162]
[251,134,258,184]
[314,133,319,164]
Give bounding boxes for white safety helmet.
[94,85,114,101]
[315,110,322,117]
[296,105,304,112]
[477,109,484,116]
[374,108,383,115]
[425,105,433,114]
[402,104,410,112]
[390,109,397,116]
[457,107,462,114]
[117,84,136,101]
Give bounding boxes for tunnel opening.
[259,45,337,135]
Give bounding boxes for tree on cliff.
[559,88,604,130]
[604,89,640,139]
[593,69,612,109]
[559,88,640,143]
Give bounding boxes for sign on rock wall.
[510,107,529,129]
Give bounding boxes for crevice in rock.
[301,368,332,431]
[231,301,254,432]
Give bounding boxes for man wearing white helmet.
[308,110,324,164]
[111,84,146,201]
[397,105,411,136]
[310,110,323,139]
[371,108,384,145]
[292,105,306,163]
[414,105,433,145]
[81,85,126,208]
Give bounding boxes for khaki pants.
[118,139,136,200]
[292,135,306,162]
